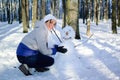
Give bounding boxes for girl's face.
[45,20,56,30]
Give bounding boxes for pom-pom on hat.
[44,14,57,23]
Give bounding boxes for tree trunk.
[41,0,45,18]
[26,0,29,28]
[112,0,117,34]
[51,0,55,14]
[7,0,12,24]
[66,0,80,39]
[21,0,29,33]
[83,1,88,24]
[37,0,41,20]
[82,1,85,24]
[99,0,103,20]
[13,0,17,21]
[98,0,100,22]
[86,0,91,36]
[55,0,59,18]
[118,0,120,27]
[62,0,66,27]
[104,0,108,21]
[53,0,57,16]
[32,0,37,28]
[75,0,80,39]
[96,0,99,25]
[18,0,22,23]
[0,0,3,21]
[94,0,97,22]
[91,0,94,21]
[94,0,98,25]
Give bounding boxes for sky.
[0,19,120,80]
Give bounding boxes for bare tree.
[94,0,99,25]
[112,0,117,34]
[62,0,66,27]
[21,0,29,33]
[65,0,80,39]
[18,0,22,23]
[75,0,80,39]
[41,0,45,18]
[51,0,55,14]
[96,0,99,25]
[98,0,100,22]
[37,0,42,20]
[86,0,92,36]
[94,0,97,22]
[32,0,37,28]
[0,0,3,21]
[104,0,108,21]
[7,0,13,24]
[118,0,120,27]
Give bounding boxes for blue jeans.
[17,53,54,68]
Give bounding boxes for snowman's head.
[62,26,75,40]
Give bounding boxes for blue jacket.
[16,43,39,56]
[16,43,57,57]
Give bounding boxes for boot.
[35,67,49,72]
[19,64,32,76]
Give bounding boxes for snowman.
[62,26,75,41]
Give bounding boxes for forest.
[0,0,120,79]
[0,0,119,38]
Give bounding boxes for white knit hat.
[44,14,57,22]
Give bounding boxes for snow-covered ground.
[0,20,120,80]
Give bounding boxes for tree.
[94,0,99,25]
[65,0,80,39]
[99,0,103,20]
[51,0,55,14]
[18,0,22,23]
[62,0,66,27]
[32,0,37,28]
[86,0,92,36]
[0,0,3,21]
[13,0,17,21]
[41,0,45,18]
[7,0,13,24]
[94,0,97,22]
[96,0,99,25]
[97,0,100,22]
[104,0,108,21]
[112,0,117,34]
[76,0,80,39]
[82,0,88,24]
[118,0,120,27]
[21,0,29,33]
[37,0,41,20]
[55,0,59,18]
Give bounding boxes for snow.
[0,20,120,80]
